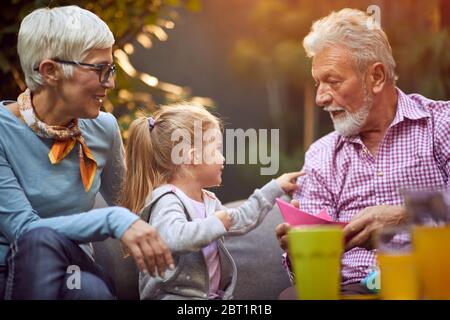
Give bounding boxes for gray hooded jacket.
[139,179,284,300]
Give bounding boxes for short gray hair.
[303,8,397,82]
[18,5,115,91]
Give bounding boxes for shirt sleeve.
[284,146,337,278]
[100,114,125,206]
[219,179,285,236]
[433,107,450,188]
[0,141,139,244]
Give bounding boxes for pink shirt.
[189,197,222,299]
[292,89,449,285]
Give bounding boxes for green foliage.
[229,0,449,188]
[0,0,206,138]
[396,30,450,100]
[229,0,313,85]
[231,0,449,98]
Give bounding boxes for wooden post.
[440,0,450,28]
[303,83,315,150]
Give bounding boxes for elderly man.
[276,8,449,297]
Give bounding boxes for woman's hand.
[121,219,174,277]
[275,171,305,194]
[215,210,232,231]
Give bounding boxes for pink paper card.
[276,198,348,227]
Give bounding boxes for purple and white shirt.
[292,89,449,285]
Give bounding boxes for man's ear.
[368,62,386,94]
[36,59,62,86]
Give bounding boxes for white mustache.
[324,106,345,112]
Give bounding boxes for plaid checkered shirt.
[286,88,449,285]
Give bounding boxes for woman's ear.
[37,59,62,86]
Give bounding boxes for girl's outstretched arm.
[216,171,303,236]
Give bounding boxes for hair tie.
[147,117,155,132]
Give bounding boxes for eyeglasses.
[34,59,116,84]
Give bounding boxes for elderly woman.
[0,6,173,299]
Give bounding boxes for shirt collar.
[391,88,430,126]
[337,134,361,148]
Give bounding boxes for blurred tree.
[0,0,212,137]
[230,0,315,153]
[388,0,450,100]
[230,0,449,151]
[229,0,448,184]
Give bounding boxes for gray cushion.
[92,195,139,299]
[92,238,139,300]
[224,200,290,300]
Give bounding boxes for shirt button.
[186,275,191,280]
[376,170,384,177]
[174,286,179,291]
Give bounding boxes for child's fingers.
[285,182,299,192]
[215,210,232,230]
[287,171,306,181]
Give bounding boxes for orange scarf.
[17,89,97,192]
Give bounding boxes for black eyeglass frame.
[33,59,116,84]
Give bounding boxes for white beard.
[325,91,373,137]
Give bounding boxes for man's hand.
[343,205,406,251]
[121,219,174,277]
[275,199,299,251]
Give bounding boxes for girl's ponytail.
[120,117,157,214]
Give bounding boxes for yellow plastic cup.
[378,252,420,300]
[413,226,450,299]
[375,226,420,300]
[287,226,343,300]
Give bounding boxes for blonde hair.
[120,103,222,214]
[18,5,114,91]
[303,8,397,82]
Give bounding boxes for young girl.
[120,103,302,300]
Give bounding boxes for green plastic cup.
[287,226,343,300]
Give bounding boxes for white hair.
[326,91,373,137]
[303,8,397,82]
[18,5,115,91]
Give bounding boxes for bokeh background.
[1,0,449,203]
